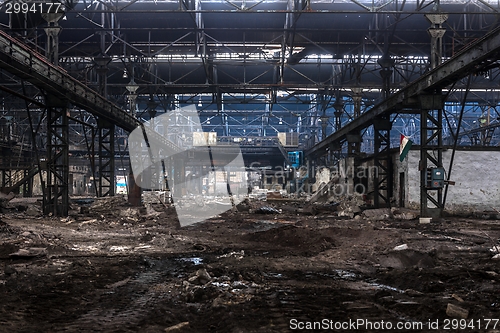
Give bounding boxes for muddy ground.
[0,196,499,332]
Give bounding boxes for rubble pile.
[334,193,365,218]
[0,192,16,212]
[90,195,128,212]
[181,267,262,309]
[142,191,170,205]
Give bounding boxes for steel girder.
[44,97,69,216]
[306,25,500,158]
[419,94,444,218]
[97,119,115,197]
[373,116,392,208]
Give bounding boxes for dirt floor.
[0,196,500,332]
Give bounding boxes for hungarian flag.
[400,134,413,162]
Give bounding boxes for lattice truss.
[0,0,499,156]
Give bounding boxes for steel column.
[373,116,392,208]
[44,96,69,216]
[97,119,115,197]
[419,94,444,218]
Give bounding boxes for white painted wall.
[398,149,500,213]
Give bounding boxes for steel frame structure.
[0,0,499,215]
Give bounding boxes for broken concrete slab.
[446,303,469,319]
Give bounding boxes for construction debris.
[335,193,365,217]
[253,206,281,214]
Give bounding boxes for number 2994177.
[4,2,64,14]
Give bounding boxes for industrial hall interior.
[0,0,500,332]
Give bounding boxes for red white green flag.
[399,134,412,162]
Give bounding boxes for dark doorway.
[399,172,405,207]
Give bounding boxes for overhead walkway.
[306,25,500,158]
[0,30,179,155]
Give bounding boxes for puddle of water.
[369,283,405,293]
[306,269,405,294]
[334,269,358,279]
[314,270,358,280]
[177,257,203,265]
[264,272,285,279]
